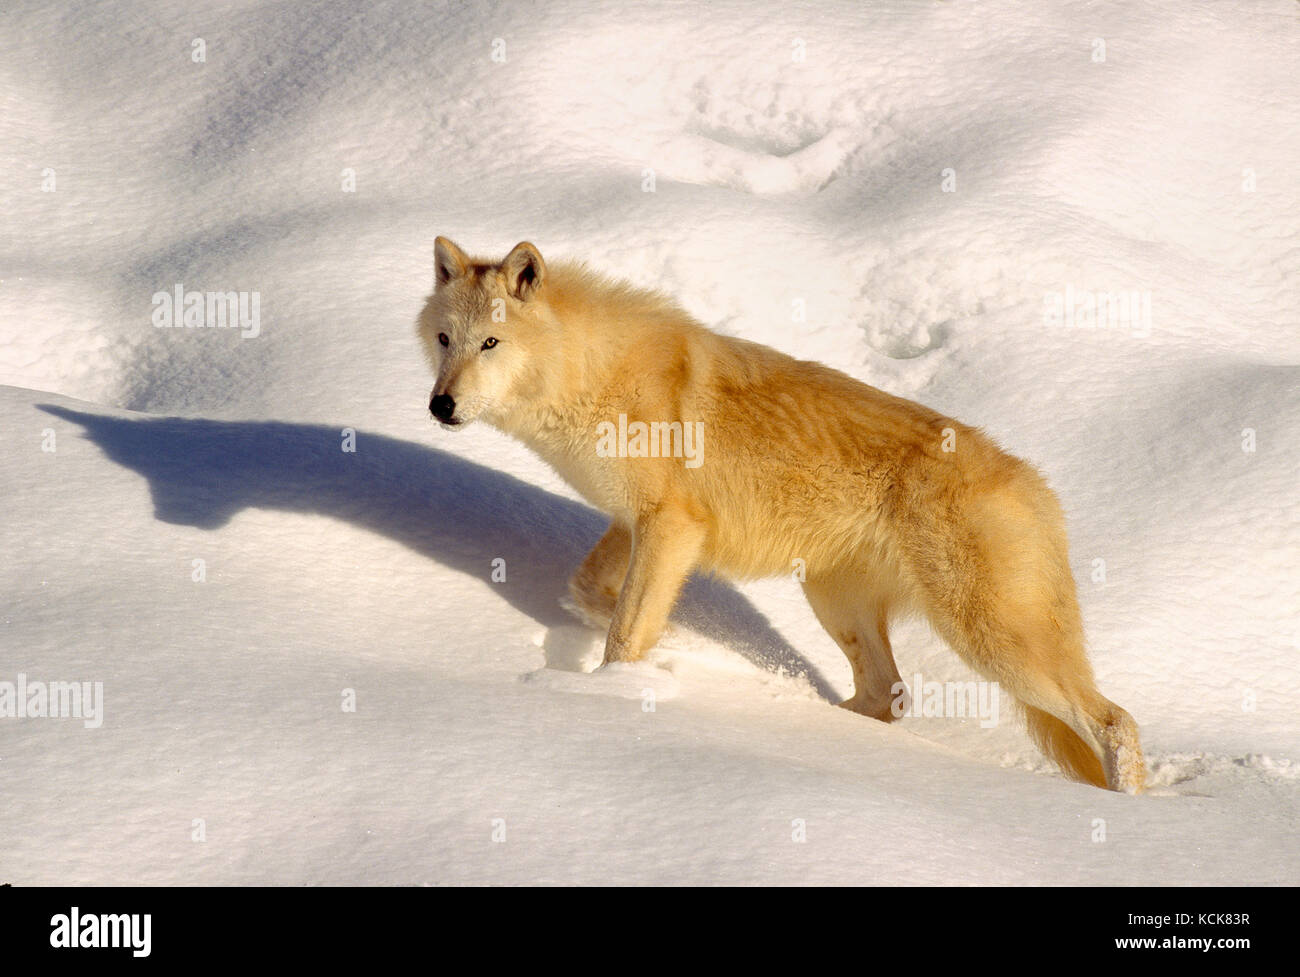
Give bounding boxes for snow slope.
[1,0,1297,884]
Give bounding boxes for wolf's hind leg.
[914,565,1146,792]
[803,575,904,722]
[566,521,631,628]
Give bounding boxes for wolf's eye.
[482,337,498,350]
[438,333,449,347]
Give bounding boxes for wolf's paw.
[533,625,604,673]
[1101,709,1148,794]
[1106,741,1148,795]
[520,657,679,703]
[837,695,900,723]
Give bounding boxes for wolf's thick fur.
[418,237,1147,793]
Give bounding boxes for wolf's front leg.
[603,505,706,664]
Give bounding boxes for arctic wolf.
[417,237,1146,793]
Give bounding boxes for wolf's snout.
[429,393,456,422]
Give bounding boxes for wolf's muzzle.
[429,393,456,422]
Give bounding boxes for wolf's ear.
[501,241,545,301]
[434,236,469,288]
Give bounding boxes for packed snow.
[1,0,1297,884]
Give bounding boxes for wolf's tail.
[1021,704,1107,788]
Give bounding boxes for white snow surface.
[1,0,1298,884]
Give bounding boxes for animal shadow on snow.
[40,405,835,699]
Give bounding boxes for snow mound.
[1,0,1297,883]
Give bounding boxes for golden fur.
[418,237,1147,793]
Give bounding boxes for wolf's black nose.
[430,393,455,422]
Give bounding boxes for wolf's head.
[417,237,553,429]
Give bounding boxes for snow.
[1,0,1297,884]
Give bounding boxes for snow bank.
[1,0,1296,883]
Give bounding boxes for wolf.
[417,237,1147,793]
